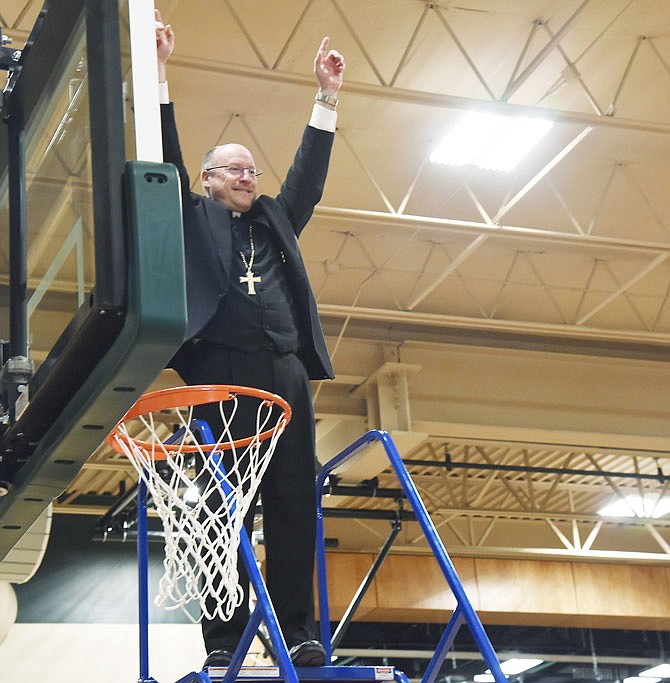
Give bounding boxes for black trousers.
[178,341,318,653]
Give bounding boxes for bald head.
[200,143,259,212]
[201,143,254,173]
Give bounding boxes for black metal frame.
[330,504,404,651]
[6,106,27,360]
[85,0,127,308]
[412,450,670,483]
[0,0,128,475]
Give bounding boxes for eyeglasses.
[205,165,263,179]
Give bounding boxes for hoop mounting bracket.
[0,29,21,71]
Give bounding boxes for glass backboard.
[0,0,186,564]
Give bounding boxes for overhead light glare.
[500,658,544,675]
[474,658,544,681]
[625,678,662,683]
[183,485,200,504]
[639,664,670,678]
[598,495,670,519]
[430,112,553,172]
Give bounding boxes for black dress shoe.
[203,649,235,668]
[288,640,326,667]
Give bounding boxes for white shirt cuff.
[158,80,170,104]
[309,103,337,132]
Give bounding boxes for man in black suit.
[155,12,344,670]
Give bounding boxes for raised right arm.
[155,8,173,84]
[155,10,193,200]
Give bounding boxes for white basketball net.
[108,387,289,623]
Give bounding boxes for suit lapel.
[202,198,232,276]
[257,196,303,271]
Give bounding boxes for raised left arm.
[275,38,345,230]
[313,36,345,109]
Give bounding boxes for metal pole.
[315,431,381,661]
[84,0,126,309]
[2,108,34,426]
[377,431,506,683]
[7,112,27,358]
[238,533,298,683]
[423,455,669,484]
[315,472,332,660]
[331,511,402,651]
[422,606,465,683]
[315,431,507,683]
[137,477,155,683]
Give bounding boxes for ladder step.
[206,665,401,681]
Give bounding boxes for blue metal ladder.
[134,428,507,683]
[315,430,507,683]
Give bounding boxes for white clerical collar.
[232,211,241,218]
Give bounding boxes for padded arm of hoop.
[0,161,187,562]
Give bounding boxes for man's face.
[201,144,258,213]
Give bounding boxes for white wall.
[0,623,206,681]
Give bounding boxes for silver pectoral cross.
[240,268,262,295]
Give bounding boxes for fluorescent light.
[474,658,544,681]
[639,664,670,678]
[501,659,544,675]
[598,495,670,519]
[430,112,553,172]
[183,485,200,504]
[625,678,661,683]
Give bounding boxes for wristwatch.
[315,92,338,108]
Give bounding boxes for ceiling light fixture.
[430,111,553,172]
[639,664,670,678]
[473,657,544,681]
[598,495,670,519]
[183,485,200,504]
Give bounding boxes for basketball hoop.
[107,385,291,623]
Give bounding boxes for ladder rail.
[315,429,506,683]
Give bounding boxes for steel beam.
[164,55,670,135]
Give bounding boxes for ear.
[200,169,211,197]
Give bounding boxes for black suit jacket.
[160,103,334,380]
